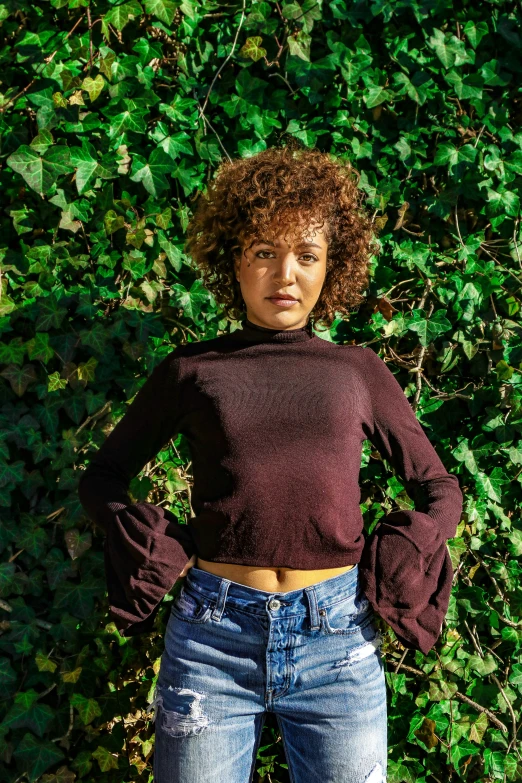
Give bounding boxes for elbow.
[436,473,464,540]
[447,472,464,509]
[77,462,132,536]
[409,472,463,540]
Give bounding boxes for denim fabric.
[147,564,387,783]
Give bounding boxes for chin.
[249,306,305,328]
[263,310,299,321]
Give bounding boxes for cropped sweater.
[78,317,463,654]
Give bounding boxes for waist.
[185,563,361,607]
[196,557,356,592]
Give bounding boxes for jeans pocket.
[170,585,213,624]
[320,590,374,635]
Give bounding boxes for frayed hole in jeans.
[333,631,383,668]
[147,686,212,737]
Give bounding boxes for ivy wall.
[1,0,522,781]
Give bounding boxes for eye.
[255,251,318,262]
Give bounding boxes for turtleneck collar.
[229,317,314,344]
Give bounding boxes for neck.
[228,316,314,344]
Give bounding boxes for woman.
[78,146,463,782]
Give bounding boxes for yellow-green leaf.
[81,74,105,102]
[239,36,267,62]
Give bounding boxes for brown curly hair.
[184,143,380,330]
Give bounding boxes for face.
[233,220,328,330]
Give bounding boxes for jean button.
[269,599,281,610]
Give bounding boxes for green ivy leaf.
[30,130,54,154]
[434,142,477,171]
[92,745,119,772]
[104,209,125,234]
[449,738,481,772]
[407,309,452,346]
[486,187,520,217]
[143,0,178,25]
[0,364,37,396]
[130,148,172,196]
[506,527,522,557]
[287,31,311,61]
[53,575,104,619]
[468,653,498,676]
[104,0,143,31]
[428,673,458,701]
[35,650,58,673]
[150,125,194,159]
[463,20,489,49]
[70,693,103,725]
[12,732,65,782]
[7,145,74,196]
[428,28,471,68]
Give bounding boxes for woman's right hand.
[179,554,197,578]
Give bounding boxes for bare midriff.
[196,557,355,593]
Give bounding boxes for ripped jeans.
[147,563,387,783]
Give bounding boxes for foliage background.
[1,0,522,780]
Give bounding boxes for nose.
[273,253,299,285]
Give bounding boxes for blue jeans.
[147,563,387,782]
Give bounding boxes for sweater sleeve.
[357,347,463,655]
[78,348,184,534]
[78,347,196,636]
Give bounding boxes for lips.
[267,296,299,307]
[268,295,297,301]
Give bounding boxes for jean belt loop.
[211,577,231,622]
[304,585,321,630]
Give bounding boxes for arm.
[78,348,195,635]
[357,347,463,654]
[360,346,463,545]
[79,349,183,533]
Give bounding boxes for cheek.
[313,267,328,294]
[242,266,265,292]
[302,274,325,298]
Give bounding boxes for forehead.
[250,223,328,248]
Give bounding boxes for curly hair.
[184,143,380,330]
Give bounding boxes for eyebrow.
[253,239,322,249]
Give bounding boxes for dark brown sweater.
[78,318,463,653]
